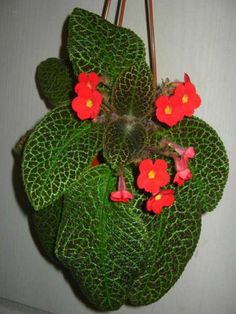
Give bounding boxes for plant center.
[148,170,156,179]
[182,94,189,104]
[86,99,93,108]
[164,105,172,115]
[155,194,162,201]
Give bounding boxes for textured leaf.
[108,167,201,305]
[55,165,148,311]
[22,105,103,210]
[33,198,63,259]
[68,8,145,82]
[128,190,201,305]
[103,118,147,167]
[150,116,229,213]
[111,62,155,117]
[36,58,73,107]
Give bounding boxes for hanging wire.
[117,0,127,26]
[102,0,157,85]
[102,0,112,19]
[146,0,157,87]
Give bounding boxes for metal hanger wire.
[102,0,157,87]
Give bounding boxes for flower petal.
[154,159,168,171]
[139,159,153,172]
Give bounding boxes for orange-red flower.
[155,95,184,127]
[110,190,134,202]
[174,76,201,117]
[167,141,196,159]
[146,189,175,214]
[137,159,170,194]
[163,141,196,186]
[175,146,195,159]
[110,175,134,203]
[155,73,201,126]
[173,154,193,186]
[72,87,102,120]
[161,140,195,186]
[75,72,100,94]
[173,167,192,186]
[72,71,103,120]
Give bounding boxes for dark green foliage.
[150,117,229,213]
[127,188,201,305]
[22,105,103,209]
[111,62,155,117]
[33,198,63,259]
[56,165,149,311]
[68,8,145,82]
[36,58,73,107]
[103,117,147,167]
[20,7,229,312]
[107,168,202,305]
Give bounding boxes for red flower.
[72,87,102,120]
[161,141,195,186]
[75,72,100,94]
[155,74,201,125]
[137,159,170,194]
[110,175,134,203]
[155,95,184,127]
[146,189,175,214]
[174,75,201,117]
[173,168,192,186]
[167,142,196,159]
[176,146,195,159]
[173,155,193,186]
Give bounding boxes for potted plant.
[16,6,228,311]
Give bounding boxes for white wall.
[0,0,235,313]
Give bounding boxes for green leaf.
[22,105,103,210]
[68,8,145,82]
[111,62,155,117]
[36,58,73,107]
[150,116,229,213]
[55,165,148,311]
[128,192,201,305]
[112,167,201,306]
[33,198,63,259]
[103,118,147,167]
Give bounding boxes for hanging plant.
[16,4,229,311]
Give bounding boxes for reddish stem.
[117,0,127,26]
